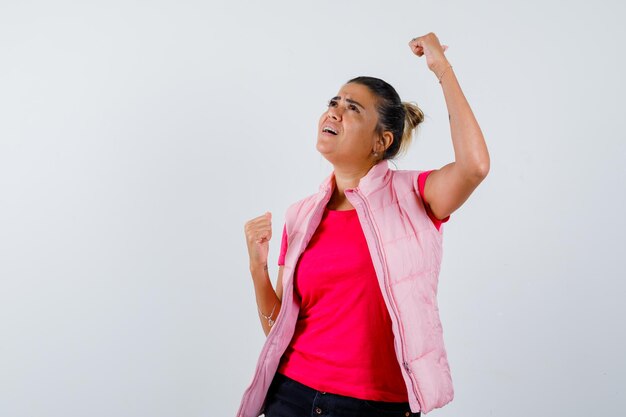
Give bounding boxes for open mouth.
[322,126,338,135]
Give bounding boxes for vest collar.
[318,159,392,197]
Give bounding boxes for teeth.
[323,126,338,135]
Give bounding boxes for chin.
[315,138,328,153]
[314,143,332,159]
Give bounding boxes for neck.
[328,162,377,209]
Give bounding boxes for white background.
[1,1,624,416]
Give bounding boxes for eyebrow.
[331,96,365,110]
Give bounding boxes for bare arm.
[425,62,489,220]
[244,212,285,336]
[250,264,284,336]
[410,34,490,220]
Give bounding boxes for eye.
[349,104,359,112]
[327,99,337,107]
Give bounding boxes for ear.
[381,131,394,153]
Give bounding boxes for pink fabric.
[418,170,450,230]
[270,168,451,400]
[278,169,449,266]
[237,160,455,416]
[276,207,409,401]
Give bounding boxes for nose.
[328,105,342,121]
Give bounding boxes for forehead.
[335,83,376,107]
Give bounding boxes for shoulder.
[389,168,429,195]
[391,168,449,230]
[284,190,321,232]
[389,168,427,180]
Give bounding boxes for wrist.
[435,63,453,84]
[431,59,451,75]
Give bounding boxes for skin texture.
[244,32,490,336]
[316,82,393,211]
[408,33,490,220]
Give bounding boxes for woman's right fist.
[244,211,272,269]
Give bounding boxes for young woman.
[238,33,490,417]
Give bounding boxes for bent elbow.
[476,160,490,179]
[473,150,490,179]
[463,161,489,182]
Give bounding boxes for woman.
[238,33,489,417]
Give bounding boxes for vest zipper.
[350,187,424,409]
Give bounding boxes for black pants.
[263,372,421,417]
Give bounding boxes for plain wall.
[1,1,624,416]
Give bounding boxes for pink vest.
[236,160,454,416]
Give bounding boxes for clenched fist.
[244,211,273,270]
[408,32,449,74]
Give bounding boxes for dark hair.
[347,76,425,160]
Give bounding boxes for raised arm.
[409,33,490,220]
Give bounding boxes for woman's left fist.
[408,32,449,73]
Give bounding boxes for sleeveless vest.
[236,159,454,416]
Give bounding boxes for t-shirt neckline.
[325,207,357,213]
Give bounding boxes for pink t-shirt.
[278,170,449,266]
[275,169,450,401]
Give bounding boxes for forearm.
[435,61,490,176]
[250,264,282,336]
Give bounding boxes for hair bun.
[397,101,425,158]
